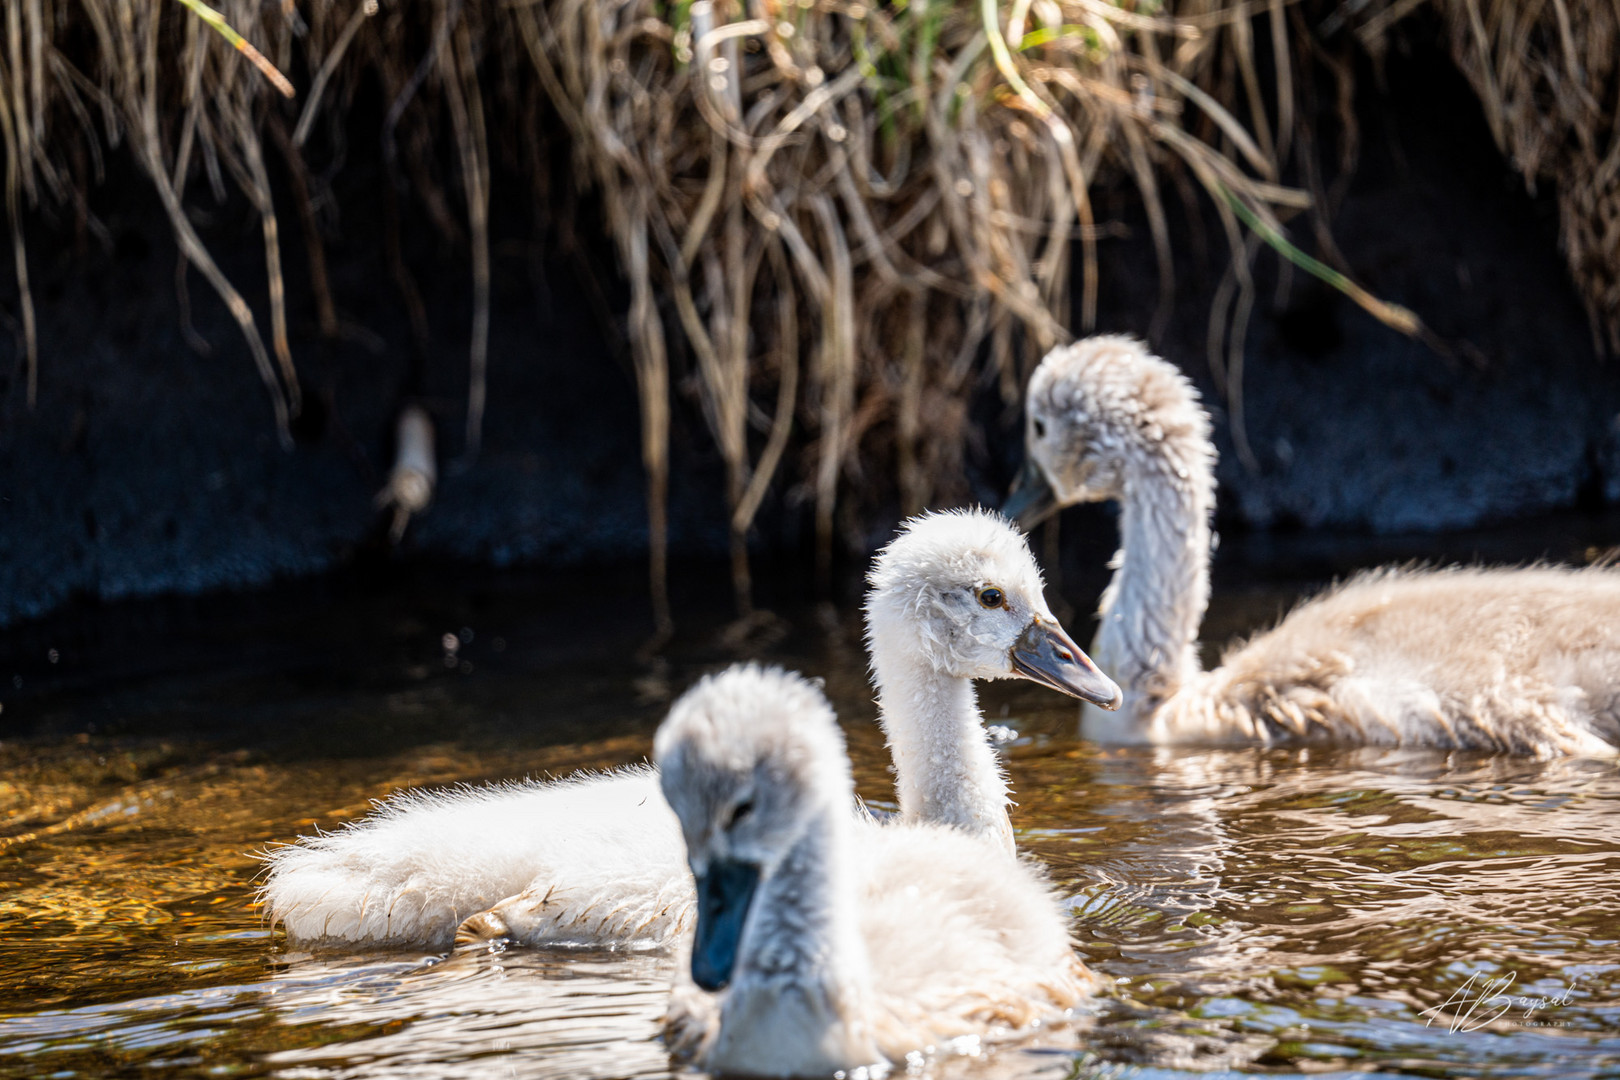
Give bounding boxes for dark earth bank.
[2,25,1618,631]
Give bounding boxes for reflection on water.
[1016,745,1620,1075]
[0,949,672,1078]
[0,566,1617,1078]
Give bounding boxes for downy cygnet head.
[1004,335,1210,529]
[655,664,850,992]
[865,509,1120,709]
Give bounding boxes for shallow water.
[0,556,1617,1078]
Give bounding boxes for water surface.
[0,557,1615,1078]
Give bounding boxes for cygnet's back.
[852,823,1093,1037]
[1202,565,1620,757]
[1011,334,1620,758]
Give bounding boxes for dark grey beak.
[1010,618,1122,710]
[690,857,761,992]
[1002,458,1058,531]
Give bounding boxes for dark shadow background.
[2,17,1618,679]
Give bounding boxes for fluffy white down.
[1021,335,1620,758]
[262,508,1088,950]
[1188,565,1620,756]
[865,509,1053,681]
[260,767,689,950]
[658,665,1093,1077]
[665,825,1095,1073]
[848,824,1093,1038]
[863,509,1070,852]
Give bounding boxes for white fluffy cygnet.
[1007,335,1620,758]
[657,664,1095,1078]
[259,509,1119,949]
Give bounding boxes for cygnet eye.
[725,799,755,829]
[1033,417,1047,439]
[976,587,1006,609]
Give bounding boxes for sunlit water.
[0,560,1616,1078]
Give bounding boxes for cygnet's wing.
[1213,566,1620,757]
[851,822,1096,1055]
[260,765,687,949]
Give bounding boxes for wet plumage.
[1012,335,1620,758]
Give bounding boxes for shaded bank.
[1,10,1618,630]
[1093,35,1620,536]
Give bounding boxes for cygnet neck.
[1085,439,1214,741]
[867,625,1014,854]
[714,801,881,1074]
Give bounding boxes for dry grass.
[512,0,1369,611]
[0,0,1606,624]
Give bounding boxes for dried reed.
[515,0,1363,609]
[5,0,1603,628]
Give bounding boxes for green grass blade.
[171,0,296,98]
[1222,186,1423,337]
